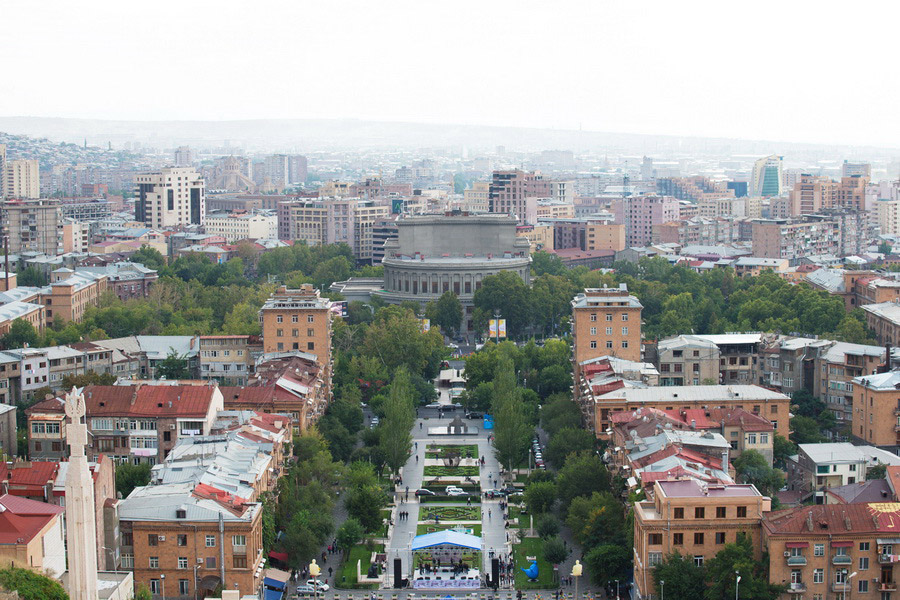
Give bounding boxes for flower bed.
[425,444,478,459]
[420,506,481,521]
[423,465,479,477]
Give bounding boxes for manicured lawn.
[337,543,385,589]
[416,523,482,536]
[423,465,479,477]
[425,444,479,459]
[513,537,558,590]
[419,496,475,504]
[376,509,392,538]
[509,506,524,522]
[420,506,481,521]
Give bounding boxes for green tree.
[222,302,263,335]
[116,462,152,498]
[1,319,39,349]
[15,266,48,287]
[566,491,625,550]
[652,552,706,600]
[524,480,557,514]
[156,349,191,379]
[131,245,168,271]
[585,544,631,588]
[545,427,595,468]
[135,585,153,600]
[773,435,796,470]
[491,355,532,472]
[61,371,116,389]
[363,306,446,377]
[473,271,533,339]
[542,536,569,566]
[0,566,68,600]
[336,517,364,554]
[557,452,610,511]
[344,482,389,532]
[732,449,785,497]
[431,291,463,337]
[704,534,785,600]
[867,463,888,480]
[380,367,415,475]
[535,513,560,538]
[540,394,581,435]
[789,415,825,444]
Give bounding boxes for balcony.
[880,583,898,592]
[880,555,898,565]
[831,582,851,593]
[832,554,852,565]
[786,556,807,566]
[787,582,806,593]
[233,545,247,555]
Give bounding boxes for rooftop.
[854,370,900,391]
[597,384,787,403]
[658,479,761,498]
[862,300,900,325]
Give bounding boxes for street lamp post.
[571,560,582,600]
[735,572,741,600]
[161,573,166,600]
[615,579,620,600]
[845,570,858,600]
[310,559,321,600]
[660,579,665,600]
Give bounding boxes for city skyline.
[2,1,899,147]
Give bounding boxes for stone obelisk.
[64,387,99,600]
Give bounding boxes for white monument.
[64,387,99,600]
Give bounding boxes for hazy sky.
[2,0,898,147]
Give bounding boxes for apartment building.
[516,224,554,252]
[591,385,789,440]
[118,483,263,599]
[0,495,66,577]
[75,262,159,301]
[26,384,225,464]
[732,257,789,278]
[1,198,61,255]
[692,334,761,385]
[786,442,900,502]
[863,301,900,346]
[488,170,547,225]
[759,336,829,397]
[45,271,108,323]
[281,197,390,263]
[259,285,332,361]
[750,155,783,197]
[462,181,490,212]
[751,218,841,261]
[198,335,261,386]
[764,503,900,599]
[816,342,885,425]
[3,159,40,199]
[656,335,720,386]
[0,301,46,338]
[609,195,681,247]
[547,217,626,252]
[657,176,735,203]
[852,371,900,449]
[134,167,206,228]
[536,199,575,220]
[634,480,768,600]
[571,285,643,365]
[652,217,740,247]
[204,211,277,242]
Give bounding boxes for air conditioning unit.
[873,578,880,583]
[169,424,176,430]
[158,535,165,542]
[784,551,791,557]
[197,558,203,564]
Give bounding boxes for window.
[673,507,684,519]
[276,329,283,337]
[715,532,726,544]
[149,556,159,568]
[276,315,283,323]
[622,327,628,335]
[590,313,597,322]
[206,556,217,568]
[233,555,248,568]
[622,341,629,349]
[149,580,160,595]
[606,314,612,321]
[308,315,315,323]
[748,433,757,444]
[859,580,869,593]
[590,327,596,335]
[694,532,704,545]
[292,315,298,323]
[622,314,628,321]
[859,556,869,570]
[737,506,747,518]
[292,329,299,337]
[695,507,705,519]
[121,553,134,569]
[760,433,769,444]
[206,535,216,547]
[148,534,158,547]
[648,552,662,567]
[122,532,133,546]
[648,533,663,545]
[716,506,726,518]
[673,533,683,545]
[307,328,315,337]
[178,557,188,569]
[606,341,613,349]
[179,580,190,595]
[814,544,824,556]
[177,534,187,546]
[693,556,704,567]
[813,569,824,584]
[606,327,613,335]
[860,542,870,551]
[307,342,315,351]
[232,535,247,547]
[590,341,597,349]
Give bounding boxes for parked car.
[415,488,436,496]
[466,412,483,419]
[426,402,444,409]
[306,580,330,592]
[484,489,507,498]
[294,585,317,596]
[370,417,379,428]
[446,486,468,496]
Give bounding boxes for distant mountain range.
[0,116,897,158]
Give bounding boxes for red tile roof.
[192,483,249,516]
[764,503,900,536]
[706,408,774,432]
[0,494,63,544]
[0,462,60,496]
[32,385,218,418]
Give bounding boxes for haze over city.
[3,4,900,600]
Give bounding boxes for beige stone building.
[134,166,206,228]
[282,197,390,263]
[462,181,490,212]
[634,480,768,600]
[204,211,277,242]
[863,301,900,345]
[0,495,66,577]
[3,159,40,199]
[259,285,332,376]
[199,335,261,386]
[571,285,643,365]
[656,335,720,386]
[516,224,554,252]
